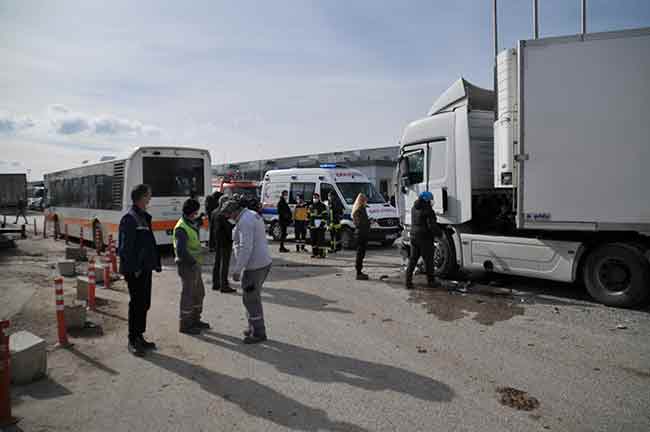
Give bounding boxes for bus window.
[143,157,205,197]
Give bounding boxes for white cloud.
[0,110,36,133]
[47,104,161,137]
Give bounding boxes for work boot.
[356,272,369,280]
[194,320,211,330]
[138,335,157,351]
[128,339,146,357]
[220,286,236,293]
[243,333,268,344]
[179,321,201,335]
[279,246,290,253]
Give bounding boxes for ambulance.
[260,165,401,248]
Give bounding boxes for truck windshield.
[337,182,385,205]
[143,157,205,197]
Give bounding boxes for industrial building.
[213,146,399,198]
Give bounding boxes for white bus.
[45,146,211,247]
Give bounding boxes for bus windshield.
[143,157,205,197]
[336,182,385,205]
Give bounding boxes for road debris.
[416,345,427,353]
[496,386,540,411]
[615,324,628,330]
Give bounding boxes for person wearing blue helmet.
[405,191,441,289]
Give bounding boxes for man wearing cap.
[405,191,442,289]
[173,198,210,334]
[221,199,273,344]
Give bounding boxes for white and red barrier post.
[54,277,70,347]
[108,234,118,274]
[0,320,17,427]
[94,225,102,255]
[103,255,111,289]
[88,259,96,310]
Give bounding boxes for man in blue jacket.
[119,184,161,356]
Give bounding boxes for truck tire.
[269,221,282,241]
[433,231,458,279]
[341,227,357,250]
[583,243,650,308]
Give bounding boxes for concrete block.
[64,302,87,329]
[76,276,89,301]
[66,247,87,261]
[9,330,47,385]
[94,263,106,284]
[57,259,76,277]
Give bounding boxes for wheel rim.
[341,230,352,248]
[272,224,281,239]
[596,257,632,293]
[433,239,448,271]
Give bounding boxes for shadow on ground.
[145,352,370,432]
[11,376,72,407]
[197,331,455,403]
[261,287,352,314]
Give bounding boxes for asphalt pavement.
[4,236,650,432]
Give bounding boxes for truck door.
[398,144,427,226]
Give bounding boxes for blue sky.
[1,0,649,179]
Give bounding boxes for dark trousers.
[310,227,325,256]
[14,208,28,224]
[212,245,232,289]
[406,237,435,284]
[279,222,289,248]
[294,221,307,249]
[356,234,368,274]
[127,270,152,341]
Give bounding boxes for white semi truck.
[396,27,650,307]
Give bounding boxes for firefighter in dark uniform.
[308,193,328,258]
[405,191,442,289]
[327,191,344,253]
[277,190,292,253]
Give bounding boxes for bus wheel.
[341,227,357,250]
[583,243,650,308]
[433,232,457,278]
[269,222,282,241]
[92,220,105,252]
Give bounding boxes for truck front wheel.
[269,221,282,241]
[341,227,357,250]
[433,232,458,279]
[583,243,650,308]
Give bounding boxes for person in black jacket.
[118,184,161,356]
[277,190,292,253]
[209,195,236,293]
[352,193,370,280]
[405,191,442,289]
[327,191,344,253]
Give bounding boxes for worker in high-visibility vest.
[327,191,344,253]
[173,198,209,335]
[293,194,309,252]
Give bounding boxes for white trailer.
[397,27,650,307]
